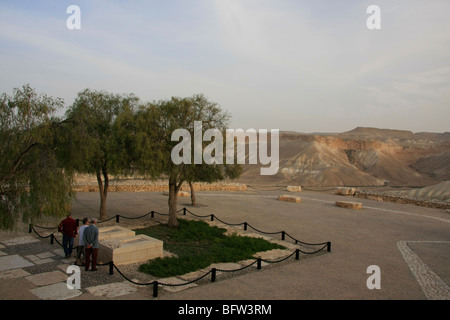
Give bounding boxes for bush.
[136,219,284,277]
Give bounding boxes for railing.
[29,207,331,297]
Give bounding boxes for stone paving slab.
[238,259,268,268]
[25,270,68,286]
[52,248,65,257]
[0,268,31,280]
[205,262,243,272]
[85,281,137,298]
[57,264,71,272]
[25,252,55,265]
[30,282,82,300]
[0,254,34,271]
[177,269,210,282]
[36,252,55,259]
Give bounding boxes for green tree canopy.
[63,89,139,220]
[132,94,239,227]
[0,84,73,230]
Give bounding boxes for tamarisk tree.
[0,85,73,230]
[64,89,138,220]
[133,94,239,227]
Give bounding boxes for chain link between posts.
[29,207,331,297]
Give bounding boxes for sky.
[0,0,449,133]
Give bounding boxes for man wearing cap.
[83,218,99,271]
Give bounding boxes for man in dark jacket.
[58,212,78,259]
[83,218,99,271]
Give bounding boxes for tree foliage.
[63,89,139,220]
[0,85,73,230]
[0,84,241,229]
[130,94,239,227]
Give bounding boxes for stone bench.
[278,195,301,203]
[335,201,363,209]
[286,185,302,192]
[335,187,357,196]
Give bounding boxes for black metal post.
[50,234,54,245]
[116,215,120,223]
[257,258,262,270]
[327,241,331,252]
[109,261,114,275]
[281,231,285,241]
[295,249,300,260]
[244,222,247,231]
[211,268,216,282]
[153,281,158,298]
[151,211,154,218]
[210,214,214,222]
[28,224,32,233]
[183,208,187,215]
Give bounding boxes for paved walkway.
[0,189,449,300]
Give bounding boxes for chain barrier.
[28,206,331,298]
[183,208,330,248]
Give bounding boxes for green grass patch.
[135,219,285,277]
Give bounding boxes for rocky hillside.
[237,127,450,187]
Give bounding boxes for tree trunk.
[168,177,180,227]
[189,181,197,206]
[96,168,109,221]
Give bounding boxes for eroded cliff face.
[238,127,450,187]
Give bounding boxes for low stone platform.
[278,195,301,203]
[98,226,163,265]
[99,226,136,241]
[286,186,302,192]
[335,187,357,196]
[335,201,363,210]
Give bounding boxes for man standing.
[58,212,78,259]
[75,217,89,266]
[83,218,99,271]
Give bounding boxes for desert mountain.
[237,127,450,187]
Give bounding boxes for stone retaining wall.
[73,182,248,193]
[355,192,450,210]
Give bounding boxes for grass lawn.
[135,218,285,277]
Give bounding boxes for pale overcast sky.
[1,0,449,133]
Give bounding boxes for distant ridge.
[237,127,450,187]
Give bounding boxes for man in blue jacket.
[83,218,99,271]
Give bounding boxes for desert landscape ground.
[2,187,446,301]
[1,127,448,302]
